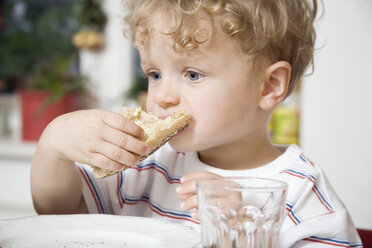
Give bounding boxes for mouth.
[173,123,190,138]
[174,129,184,137]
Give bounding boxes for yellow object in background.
[271,105,299,145]
[72,30,105,50]
[270,83,301,145]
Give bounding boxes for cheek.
[189,98,234,135]
[145,91,155,112]
[188,86,257,139]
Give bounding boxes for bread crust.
[91,107,191,178]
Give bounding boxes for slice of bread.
[92,107,191,178]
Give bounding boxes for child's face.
[139,16,265,153]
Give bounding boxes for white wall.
[80,0,133,111]
[301,0,372,229]
[0,158,36,219]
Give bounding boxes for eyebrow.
[140,59,151,68]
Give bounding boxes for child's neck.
[198,137,283,170]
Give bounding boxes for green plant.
[30,54,86,103]
[126,73,148,100]
[0,0,85,100]
[80,0,107,31]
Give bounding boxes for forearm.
[30,126,85,214]
[30,109,147,214]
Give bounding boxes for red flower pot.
[19,91,80,141]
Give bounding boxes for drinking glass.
[197,177,288,248]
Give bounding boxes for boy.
[31,0,362,247]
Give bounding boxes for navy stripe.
[124,194,192,218]
[299,155,307,163]
[286,169,308,178]
[350,244,364,248]
[286,202,301,224]
[290,211,301,224]
[82,167,105,213]
[284,169,333,210]
[119,171,125,205]
[137,162,180,182]
[310,236,363,247]
[313,184,333,210]
[118,170,192,220]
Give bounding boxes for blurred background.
[0,0,371,230]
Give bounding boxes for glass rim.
[196,177,288,192]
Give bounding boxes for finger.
[200,186,239,199]
[177,193,193,202]
[90,153,128,172]
[180,171,219,183]
[178,171,220,196]
[191,209,199,220]
[177,180,197,196]
[95,140,140,167]
[180,194,197,211]
[102,111,144,139]
[100,125,150,156]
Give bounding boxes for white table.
[0,139,37,219]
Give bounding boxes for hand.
[177,172,246,221]
[176,171,221,220]
[41,109,151,172]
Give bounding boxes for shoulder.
[277,145,340,211]
[276,144,327,184]
[275,145,347,223]
[280,208,362,247]
[276,145,361,247]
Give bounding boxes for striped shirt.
[78,144,362,248]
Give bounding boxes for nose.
[154,79,180,108]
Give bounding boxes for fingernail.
[140,129,145,138]
[180,201,185,210]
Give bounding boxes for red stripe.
[281,171,305,180]
[303,238,349,247]
[288,212,299,225]
[124,199,199,225]
[302,154,315,167]
[285,206,298,225]
[77,167,102,213]
[282,171,331,211]
[117,173,123,208]
[307,158,315,167]
[281,171,316,184]
[312,188,332,211]
[130,166,180,184]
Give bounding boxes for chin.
[168,139,196,153]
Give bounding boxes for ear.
[258,61,292,110]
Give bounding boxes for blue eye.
[186,71,203,81]
[149,71,162,81]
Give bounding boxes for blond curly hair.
[124,0,318,96]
